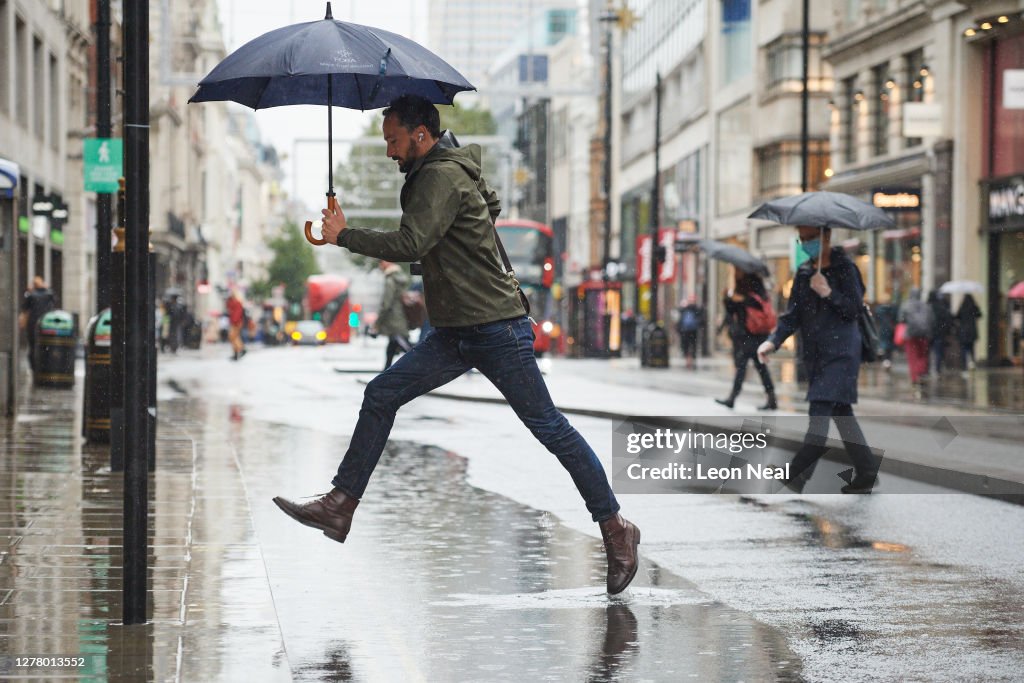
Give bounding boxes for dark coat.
[768,248,863,404]
[956,297,982,345]
[723,296,767,359]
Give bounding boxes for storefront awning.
[0,158,19,198]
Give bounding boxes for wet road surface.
[3,346,1024,681]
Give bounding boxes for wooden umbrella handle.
[303,195,338,246]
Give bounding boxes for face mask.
[801,238,821,259]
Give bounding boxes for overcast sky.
[214,0,430,212]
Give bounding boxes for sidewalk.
[0,370,286,681]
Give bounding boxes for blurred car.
[290,319,327,346]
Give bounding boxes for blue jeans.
[332,316,620,522]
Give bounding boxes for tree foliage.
[439,103,497,135]
[247,221,320,304]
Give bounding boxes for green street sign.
[83,138,122,193]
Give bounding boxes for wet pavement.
[0,370,802,681]
[2,345,1023,682]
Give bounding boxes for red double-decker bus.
[495,218,557,355]
[304,274,353,343]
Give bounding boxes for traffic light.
[348,303,361,329]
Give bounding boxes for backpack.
[678,307,700,332]
[903,301,934,338]
[744,294,777,335]
[401,290,426,330]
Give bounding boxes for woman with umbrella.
[956,294,983,370]
[715,271,777,410]
[756,226,878,493]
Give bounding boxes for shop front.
[983,175,1024,361]
[979,25,1024,362]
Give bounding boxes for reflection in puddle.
[246,425,803,681]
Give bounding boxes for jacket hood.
[422,130,483,182]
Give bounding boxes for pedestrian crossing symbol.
[83,138,123,193]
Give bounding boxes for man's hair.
[383,95,441,139]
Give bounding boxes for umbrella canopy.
[748,191,896,231]
[1008,281,1024,299]
[939,280,984,295]
[700,240,769,278]
[188,3,474,246]
[188,8,474,111]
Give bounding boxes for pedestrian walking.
[899,288,933,383]
[757,226,878,494]
[226,290,247,361]
[928,291,954,374]
[374,260,413,370]
[273,95,640,594]
[956,293,983,370]
[676,296,703,370]
[715,274,777,409]
[621,309,637,356]
[874,302,898,369]
[18,276,57,371]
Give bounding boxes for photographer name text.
[626,462,790,481]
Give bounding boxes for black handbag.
[858,303,883,362]
[852,264,881,362]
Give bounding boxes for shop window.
[842,76,859,164]
[716,99,752,215]
[33,35,43,139]
[721,0,751,86]
[49,52,58,150]
[983,33,1024,177]
[872,63,890,156]
[903,48,926,147]
[0,1,8,116]
[844,0,862,23]
[755,140,829,200]
[763,32,829,98]
[15,15,27,127]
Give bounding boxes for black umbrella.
[699,240,769,278]
[188,2,475,244]
[748,191,895,269]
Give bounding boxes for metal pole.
[602,21,613,272]
[650,72,661,323]
[95,0,113,310]
[601,18,614,358]
[796,0,811,384]
[123,0,150,625]
[800,0,810,192]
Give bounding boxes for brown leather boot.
[272,488,359,543]
[599,513,641,595]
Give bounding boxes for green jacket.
[337,140,525,327]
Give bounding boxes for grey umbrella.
[189,2,474,244]
[700,240,770,278]
[748,191,895,231]
[748,191,895,269]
